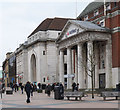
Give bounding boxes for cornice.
[58,31,111,50]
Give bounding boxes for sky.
[0,0,95,69]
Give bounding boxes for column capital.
[77,42,83,45]
[87,40,93,44]
[66,46,72,49]
[59,49,65,52]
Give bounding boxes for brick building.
[77,1,120,88]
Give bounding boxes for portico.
[56,20,112,90]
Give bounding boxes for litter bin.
[116,83,120,91]
[42,84,46,90]
[54,86,64,100]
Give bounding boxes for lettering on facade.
[65,28,79,38]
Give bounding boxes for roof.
[77,2,104,18]
[28,17,74,38]
[71,20,107,31]
[56,20,109,42]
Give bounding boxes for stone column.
[87,41,93,89]
[105,40,112,88]
[94,43,99,88]
[78,43,84,89]
[59,50,64,84]
[75,49,78,83]
[67,47,72,89]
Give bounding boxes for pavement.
[0,90,119,109]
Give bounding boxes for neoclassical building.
[56,20,112,89]
[15,17,72,84]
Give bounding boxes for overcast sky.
[0,0,95,69]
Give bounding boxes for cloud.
[0,1,92,66]
[1,0,94,3]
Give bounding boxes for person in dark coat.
[21,84,24,94]
[14,83,17,92]
[72,82,76,92]
[46,84,51,97]
[25,81,32,103]
[38,83,41,89]
[76,83,79,91]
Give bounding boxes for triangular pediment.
[57,20,85,42]
[56,20,107,43]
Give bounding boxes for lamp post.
[0,66,3,99]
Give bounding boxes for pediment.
[58,21,84,42]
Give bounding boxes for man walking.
[25,81,32,103]
[21,83,24,94]
[72,82,76,92]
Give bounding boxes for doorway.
[99,73,105,89]
[31,54,37,83]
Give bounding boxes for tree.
[77,42,98,99]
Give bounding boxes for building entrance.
[99,73,105,89]
[31,54,37,83]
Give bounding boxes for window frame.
[94,9,99,16]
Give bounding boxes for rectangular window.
[58,32,61,35]
[43,51,46,55]
[64,49,67,55]
[99,43,106,69]
[84,15,88,21]
[43,78,45,82]
[114,2,117,7]
[99,19,105,27]
[94,10,99,16]
[64,64,67,75]
[106,3,111,10]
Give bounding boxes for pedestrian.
[72,82,76,92]
[52,83,56,92]
[21,84,24,94]
[31,84,34,96]
[25,81,32,103]
[16,83,19,91]
[14,83,17,92]
[46,84,51,97]
[38,83,41,89]
[76,83,79,91]
[33,83,37,92]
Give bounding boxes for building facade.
[56,20,112,89]
[3,1,119,90]
[15,18,72,84]
[2,52,16,87]
[77,1,120,88]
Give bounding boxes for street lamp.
[0,66,3,99]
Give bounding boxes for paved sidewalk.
[0,90,119,108]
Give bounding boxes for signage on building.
[64,74,75,78]
[65,28,79,38]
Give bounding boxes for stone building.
[15,17,73,84]
[56,20,112,89]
